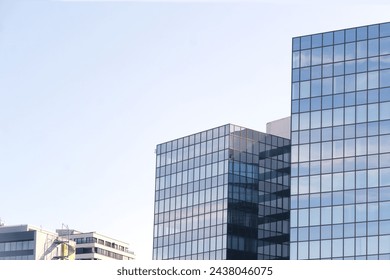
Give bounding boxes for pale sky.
[1,0,390,260]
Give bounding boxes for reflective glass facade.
[291,22,390,259]
[153,124,290,260]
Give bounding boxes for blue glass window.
[344,223,355,238]
[309,208,320,226]
[380,69,390,87]
[334,76,344,94]
[300,81,311,98]
[345,42,356,60]
[357,26,368,40]
[368,71,379,89]
[333,94,344,108]
[309,241,320,258]
[301,50,311,67]
[312,48,322,65]
[380,201,390,219]
[369,24,379,39]
[380,168,390,186]
[334,30,345,44]
[323,47,333,64]
[357,59,368,73]
[333,191,343,205]
[368,170,379,187]
[368,221,378,235]
[322,78,333,95]
[292,100,299,113]
[380,87,390,101]
[300,67,311,81]
[356,237,367,256]
[344,238,355,256]
[300,98,310,112]
[292,82,300,99]
[356,105,367,123]
[380,37,390,55]
[292,69,300,82]
[345,75,356,92]
[368,136,379,154]
[332,239,343,257]
[380,22,390,37]
[322,64,333,78]
[321,207,331,224]
[345,61,356,74]
[368,57,379,71]
[380,221,390,235]
[357,41,367,58]
[322,95,333,109]
[321,240,331,258]
[293,52,300,68]
[298,209,309,226]
[311,97,321,111]
[334,62,345,76]
[346,28,356,42]
[381,103,390,120]
[323,32,333,46]
[301,35,311,49]
[368,39,379,57]
[333,126,344,140]
[293,37,301,51]
[334,44,344,62]
[298,242,308,259]
[310,143,321,160]
[311,79,322,97]
[344,190,355,205]
[356,91,367,104]
[345,107,356,124]
[379,235,390,254]
[311,66,322,79]
[380,55,390,69]
[310,192,321,206]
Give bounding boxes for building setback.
[291,22,390,259]
[153,123,290,260]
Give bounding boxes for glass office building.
[153,124,290,260]
[291,22,390,259]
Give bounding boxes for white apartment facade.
[56,229,135,260]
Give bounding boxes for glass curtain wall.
[153,124,290,260]
[291,22,390,259]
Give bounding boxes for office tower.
[291,22,390,259]
[56,229,135,260]
[153,123,290,260]
[0,224,76,260]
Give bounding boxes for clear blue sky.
[1,0,390,260]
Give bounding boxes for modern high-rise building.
[153,123,290,260]
[291,22,390,259]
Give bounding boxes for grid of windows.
[75,247,131,260]
[71,237,129,253]
[153,125,229,260]
[291,22,390,260]
[227,129,290,259]
[153,124,290,260]
[0,240,34,260]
